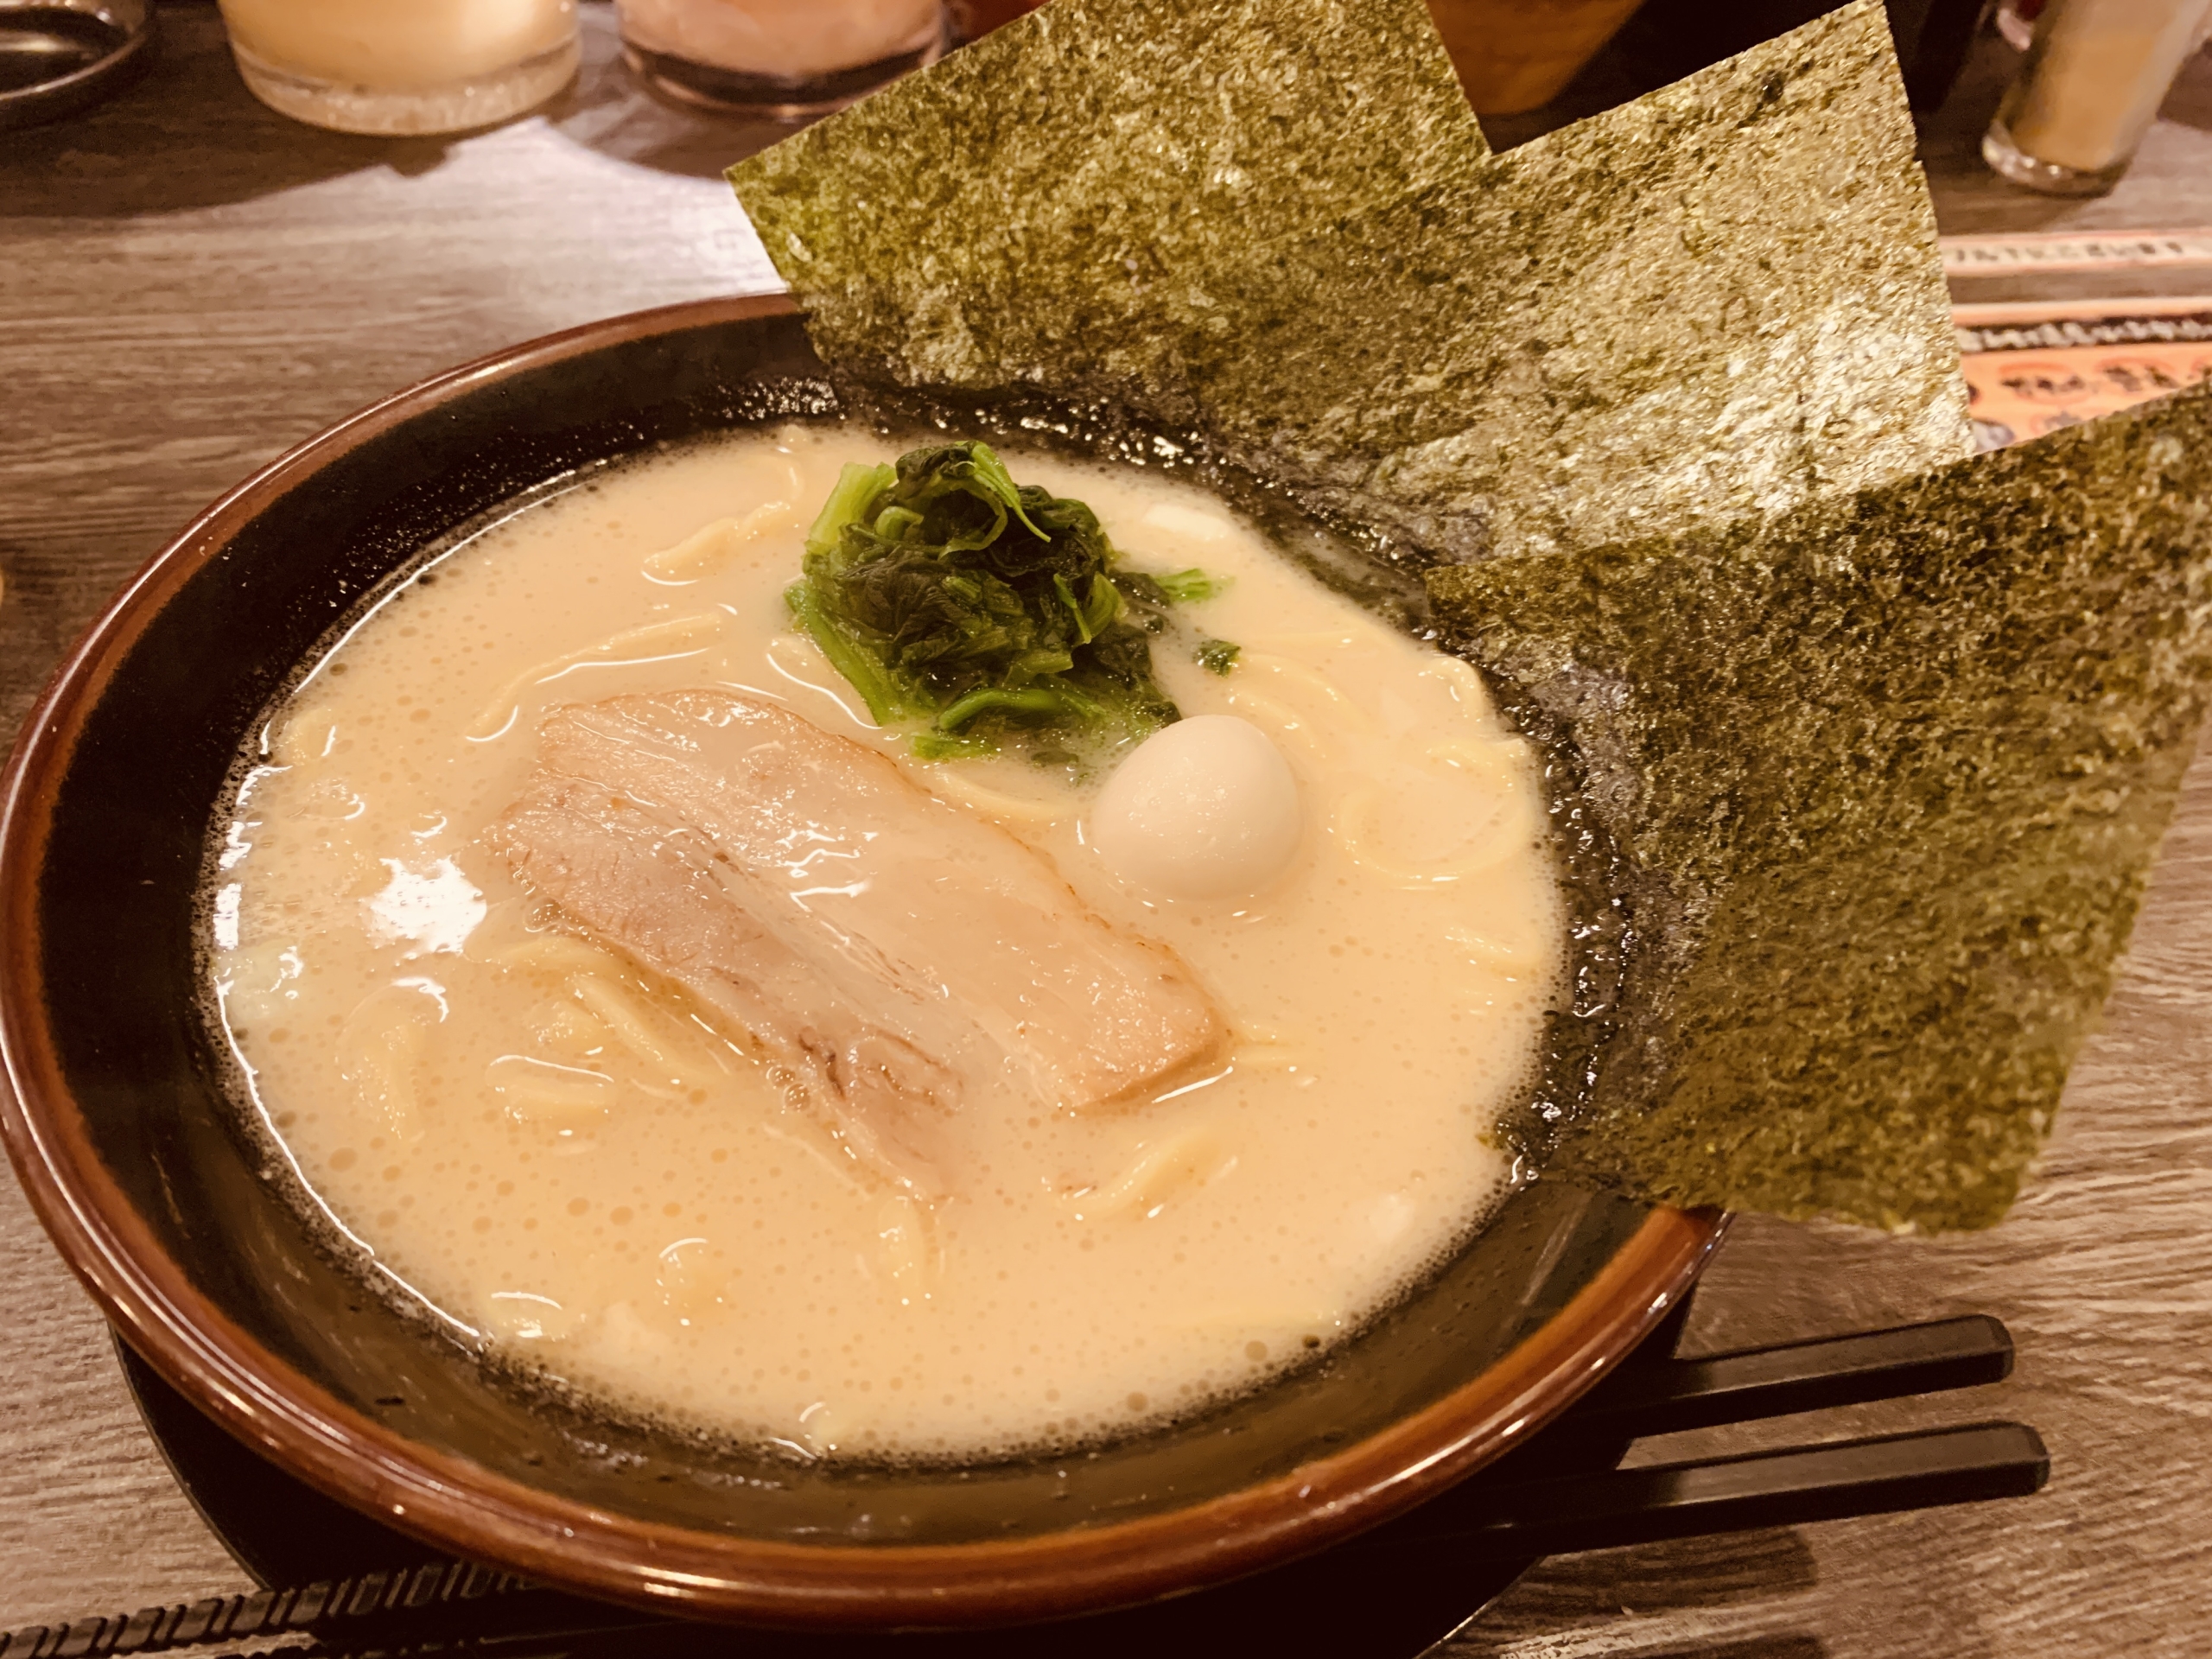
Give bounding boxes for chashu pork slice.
[485,690,1224,1194]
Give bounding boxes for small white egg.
[1090,715,1301,901]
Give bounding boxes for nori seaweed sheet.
[730,0,1968,563]
[724,0,2210,1230]
[730,0,1492,397]
[1430,385,2212,1230]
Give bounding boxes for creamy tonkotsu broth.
[208,426,1564,1459]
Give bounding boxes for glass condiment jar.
[615,0,950,119]
[219,0,580,136]
[1984,0,2212,195]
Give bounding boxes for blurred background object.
[0,0,150,129]
[1446,0,2001,143]
[617,0,949,118]
[1998,0,2048,50]
[948,0,1045,37]
[860,0,2006,129]
[1984,0,2212,194]
[944,0,1986,122]
[215,0,579,134]
[1426,0,1649,115]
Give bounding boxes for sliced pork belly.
[485,690,1224,1194]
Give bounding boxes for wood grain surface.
[4,7,2212,1651]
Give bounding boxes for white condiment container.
[217,0,579,136]
[615,0,949,118]
[1983,0,2212,194]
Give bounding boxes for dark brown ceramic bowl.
[0,294,1724,1630]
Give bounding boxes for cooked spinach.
[788,442,1214,757]
[1157,569,1234,603]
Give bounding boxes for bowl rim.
[0,293,1727,1628]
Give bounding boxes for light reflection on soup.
[207,426,1564,1459]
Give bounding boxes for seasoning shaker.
[1984,0,2212,194]
[616,0,950,119]
[216,0,581,136]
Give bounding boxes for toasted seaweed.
[730,0,1491,400]
[1431,385,2212,1230]
[1244,1,1974,561]
[725,0,2210,1230]
[730,0,1967,563]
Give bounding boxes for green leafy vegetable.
[1196,639,1241,676]
[786,442,1181,756]
[1156,569,1231,603]
[911,731,995,762]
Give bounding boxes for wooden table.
[4,9,2211,1652]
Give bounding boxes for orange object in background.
[1425,0,1647,114]
[1955,299,2212,448]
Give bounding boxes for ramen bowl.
[0,295,1723,1629]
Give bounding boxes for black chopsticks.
[1569,1313,2018,1437]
